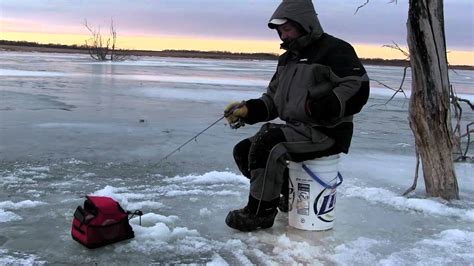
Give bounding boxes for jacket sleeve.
[243,71,280,124]
[306,42,370,120]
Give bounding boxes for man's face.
[277,21,304,43]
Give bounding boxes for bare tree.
[407,0,459,200]
[357,0,460,200]
[83,19,127,61]
[365,43,472,196]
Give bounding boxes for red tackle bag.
[71,196,141,249]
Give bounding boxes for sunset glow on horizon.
[1,0,472,66]
[1,30,473,66]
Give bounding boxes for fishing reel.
[229,118,245,129]
[224,101,246,129]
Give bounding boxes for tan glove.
[224,101,248,124]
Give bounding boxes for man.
[224,0,369,232]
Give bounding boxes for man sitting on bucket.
[223,0,370,232]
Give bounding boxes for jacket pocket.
[308,65,334,99]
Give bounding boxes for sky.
[1,0,473,65]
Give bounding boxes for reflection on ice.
[134,87,261,103]
[35,122,111,129]
[120,73,268,87]
[86,58,274,72]
[0,68,64,77]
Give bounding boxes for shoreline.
[1,44,473,71]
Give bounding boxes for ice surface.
[0,68,65,77]
[370,86,474,102]
[117,74,269,87]
[134,87,261,103]
[0,52,473,264]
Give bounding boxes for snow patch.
[379,229,474,265]
[0,200,47,209]
[206,254,229,266]
[0,209,22,223]
[0,200,46,223]
[127,200,164,210]
[330,237,385,265]
[272,234,325,265]
[168,171,249,185]
[200,208,212,216]
[165,189,240,197]
[0,249,46,265]
[343,185,474,221]
[116,212,200,255]
[81,172,96,178]
[25,166,50,172]
[0,174,23,184]
[129,213,179,227]
[64,158,88,165]
[92,185,137,208]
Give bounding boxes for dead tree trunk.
[407,0,459,200]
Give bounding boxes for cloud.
[1,0,472,49]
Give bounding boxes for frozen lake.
[1,51,473,265]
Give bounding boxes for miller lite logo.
[314,188,337,222]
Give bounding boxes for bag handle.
[127,210,143,225]
[302,164,343,189]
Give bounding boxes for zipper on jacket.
[286,67,298,102]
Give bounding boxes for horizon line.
[1,31,473,66]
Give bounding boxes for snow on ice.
[1,53,473,264]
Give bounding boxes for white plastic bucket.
[287,155,342,231]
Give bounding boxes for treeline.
[0,40,88,50]
[159,49,278,60]
[361,58,410,67]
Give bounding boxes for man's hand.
[224,101,248,124]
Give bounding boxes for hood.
[268,0,323,39]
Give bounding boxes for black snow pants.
[233,123,342,213]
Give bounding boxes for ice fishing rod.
[157,102,245,164]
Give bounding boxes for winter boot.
[225,195,279,232]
